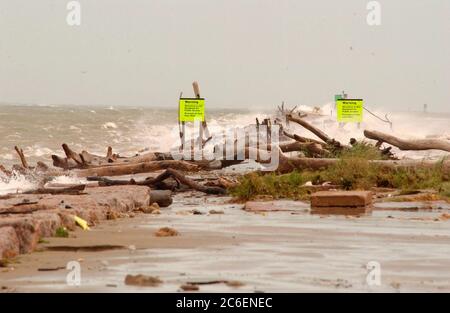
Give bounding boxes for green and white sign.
[179,98,205,122]
[336,99,363,122]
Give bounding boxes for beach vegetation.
[230,153,449,201]
[55,227,69,238]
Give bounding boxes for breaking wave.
[0,103,448,195]
[0,172,37,196]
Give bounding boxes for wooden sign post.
[178,81,212,151]
[192,81,212,146]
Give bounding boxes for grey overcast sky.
[0,0,449,112]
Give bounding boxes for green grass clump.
[335,141,386,160]
[321,158,378,190]
[55,227,69,238]
[229,155,449,201]
[376,161,448,192]
[439,182,450,199]
[229,171,316,201]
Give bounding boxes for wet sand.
[1,192,449,292]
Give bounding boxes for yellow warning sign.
[179,98,205,122]
[337,99,363,122]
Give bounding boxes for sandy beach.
[2,191,449,293]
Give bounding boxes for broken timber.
[364,130,450,152]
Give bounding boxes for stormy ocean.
[1,103,449,195]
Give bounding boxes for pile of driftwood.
[1,82,449,199]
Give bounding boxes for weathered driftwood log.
[350,138,397,160]
[22,184,86,195]
[7,147,51,174]
[364,130,450,152]
[58,144,117,168]
[52,144,92,169]
[106,146,114,160]
[74,160,199,177]
[147,168,225,194]
[99,151,172,165]
[14,146,29,169]
[35,161,49,172]
[0,165,11,177]
[286,114,343,148]
[272,149,450,174]
[213,130,327,166]
[276,141,329,156]
[86,176,179,191]
[52,154,78,170]
[87,168,226,195]
[229,146,331,170]
[282,130,325,146]
[80,149,116,165]
[277,102,298,117]
[53,143,174,170]
[204,177,238,189]
[62,143,84,165]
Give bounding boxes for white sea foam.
[69,125,82,132]
[31,147,55,157]
[0,172,37,196]
[0,153,14,160]
[102,122,118,129]
[0,173,89,196]
[49,175,88,185]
